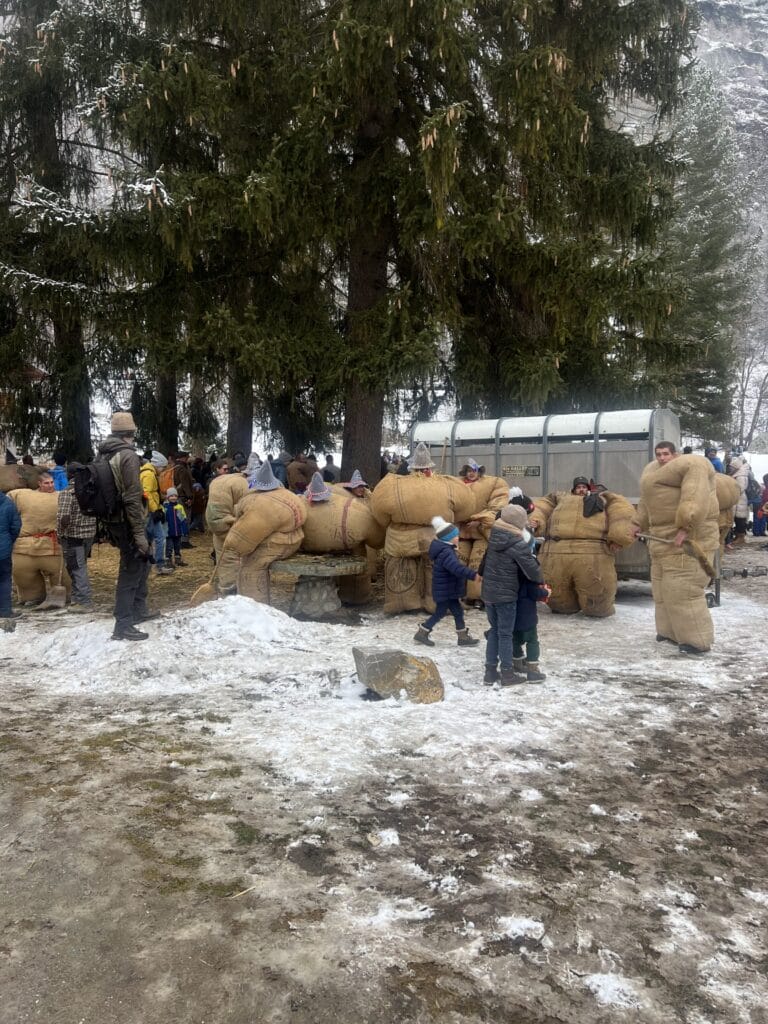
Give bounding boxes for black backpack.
[70,456,122,519]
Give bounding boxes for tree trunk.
[341,217,389,486]
[156,370,179,454]
[227,363,253,456]
[52,310,91,462]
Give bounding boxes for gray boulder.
[353,647,444,704]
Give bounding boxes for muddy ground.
[1,535,767,1024]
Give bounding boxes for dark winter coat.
[97,435,146,545]
[0,490,22,559]
[515,576,549,633]
[428,539,477,602]
[481,522,543,605]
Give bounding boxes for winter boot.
[523,661,546,683]
[156,564,175,576]
[512,657,525,673]
[732,534,746,547]
[174,556,189,567]
[414,625,435,647]
[483,664,499,685]
[457,628,479,647]
[678,643,708,656]
[499,667,526,687]
[111,625,149,642]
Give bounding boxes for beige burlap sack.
[464,475,509,520]
[238,530,303,603]
[383,554,435,614]
[224,489,307,557]
[9,490,60,555]
[371,472,475,529]
[714,473,740,549]
[602,492,638,547]
[13,552,70,603]
[0,465,43,493]
[540,540,618,617]
[384,523,435,558]
[636,454,719,555]
[651,549,713,650]
[457,537,487,601]
[531,491,635,547]
[205,474,249,534]
[301,492,385,553]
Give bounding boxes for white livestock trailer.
[411,408,682,582]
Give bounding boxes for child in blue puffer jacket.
[163,487,188,568]
[414,516,481,648]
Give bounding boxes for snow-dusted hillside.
[697,0,768,153]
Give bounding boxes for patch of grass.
[210,765,242,779]
[0,734,34,754]
[228,821,259,845]
[83,730,134,749]
[203,712,231,724]
[142,868,196,894]
[197,878,245,898]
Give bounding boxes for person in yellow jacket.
[530,477,636,617]
[218,460,306,603]
[633,441,719,655]
[140,451,173,575]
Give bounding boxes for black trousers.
[107,523,150,631]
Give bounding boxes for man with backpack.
[97,411,154,640]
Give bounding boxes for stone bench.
[270,553,368,620]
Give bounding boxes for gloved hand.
[134,537,151,560]
[152,508,165,523]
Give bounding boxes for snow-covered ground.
[2,580,767,1023]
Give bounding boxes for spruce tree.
[649,66,757,442]
[28,0,698,476]
[244,1,698,479]
[0,0,95,459]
